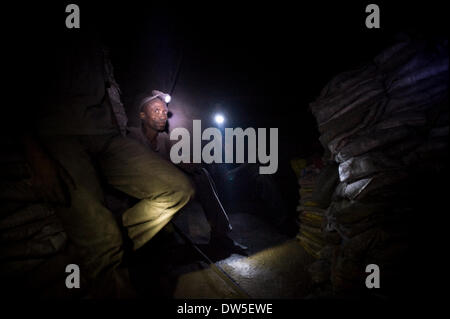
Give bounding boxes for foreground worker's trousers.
[42,133,194,279]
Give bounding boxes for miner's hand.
[23,136,75,205]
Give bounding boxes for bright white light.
[164,95,171,103]
[215,114,224,124]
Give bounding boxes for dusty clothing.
[127,126,232,236]
[127,126,171,159]
[34,33,194,279]
[41,133,194,278]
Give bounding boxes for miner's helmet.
[151,90,171,103]
[140,90,171,108]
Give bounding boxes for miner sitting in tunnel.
[17,31,195,297]
[126,90,248,254]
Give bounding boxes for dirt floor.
[128,199,316,299]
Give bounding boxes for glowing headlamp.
[214,114,225,124]
[150,90,171,104]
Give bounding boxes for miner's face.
[140,99,168,131]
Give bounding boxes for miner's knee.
[157,170,195,209]
[174,173,195,203]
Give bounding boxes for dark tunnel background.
[5,1,446,157]
[1,1,448,300]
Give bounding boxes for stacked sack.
[294,160,324,259]
[0,204,67,278]
[292,158,339,259]
[307,37,448,296]
[0,144,68,282]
